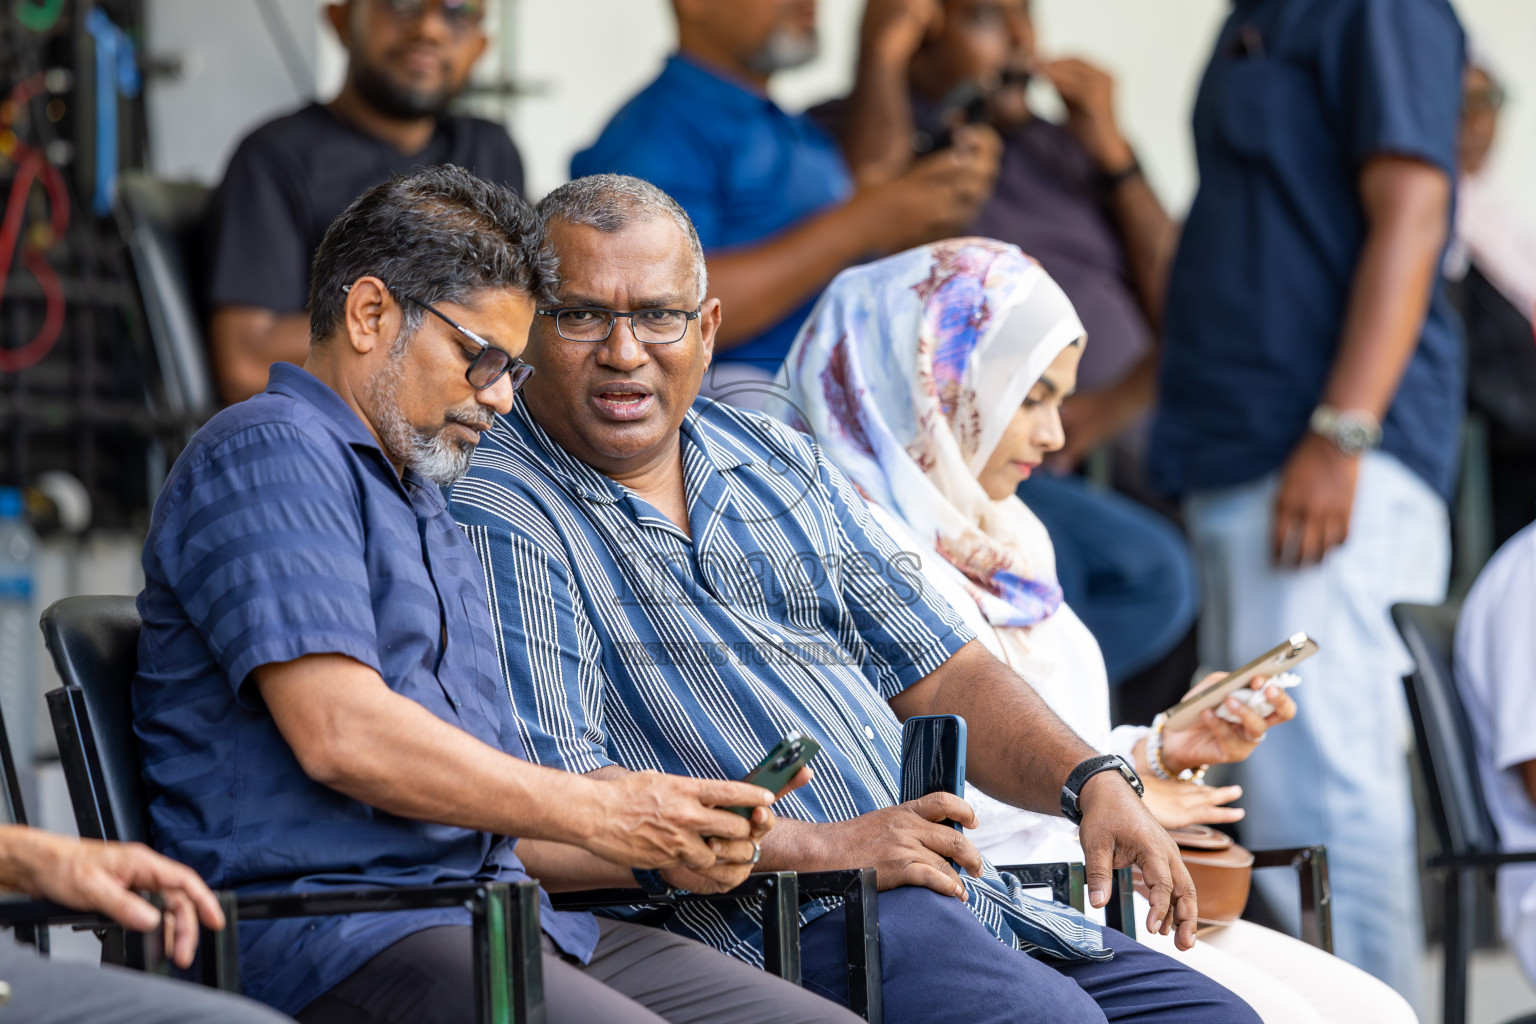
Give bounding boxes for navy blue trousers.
[1016,473,1200,685]
[800,887,1259,1024]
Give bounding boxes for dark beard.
[350,59,453,120]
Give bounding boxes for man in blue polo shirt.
[571,0,1000,406]
[1149,0,1464,1004]
[133,165,854,1024]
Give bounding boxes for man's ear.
[342,276,396,356]
[698,296,721,367]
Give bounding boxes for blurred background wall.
[143,0,1536,224]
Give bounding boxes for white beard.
[367,359,482,486]
[744,26,819,75]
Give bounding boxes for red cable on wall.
[1,72,72,374]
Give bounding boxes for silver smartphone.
[1162,633,1317,732]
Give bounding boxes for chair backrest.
[116,172,216,420]
[0,699,30,826]
[39,595,152,844]
[1392,601,1501,857]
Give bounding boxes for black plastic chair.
[0,694,55,957]
[36,596,809,1024]
[1394,600,1536,1024]
[115,173,217,428]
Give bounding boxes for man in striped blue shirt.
[452,174,1259,1024]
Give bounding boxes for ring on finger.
[748,840,761,866]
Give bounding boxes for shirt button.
[864,726,875,740]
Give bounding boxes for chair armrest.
[0,895,112,930]
[203,881,544,1024]
[1428,849,1536,870]
[994,861,1085,911]
[1249,844,1332,953]
[0,894,162,967]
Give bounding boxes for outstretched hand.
[1075,773,1200,950]
[5,827,225,969]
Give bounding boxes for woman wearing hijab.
[779,239,1417,1024]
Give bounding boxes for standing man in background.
[571,0,1000,407]
[206,0,522,404]
[1151,0,1465,1006]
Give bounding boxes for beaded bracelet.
[1147,713,1208,784]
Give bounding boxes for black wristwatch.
[1060,754,1144,825]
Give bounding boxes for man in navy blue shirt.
[571,0,1000,407]
[135,165,854,1024]
[1149,0,1464,1004]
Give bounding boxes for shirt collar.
[679,406,754,473]
[663,52,781,115]
[506,396,753,505]
[265,363,440,504]
[265,363,383,453]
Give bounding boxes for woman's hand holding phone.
[1158,673,1298,774]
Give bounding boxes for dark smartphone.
[913,81,992,154]
[728,730,821,816]
[899,715,967,832]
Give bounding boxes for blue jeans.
[1017,474,1201,684]
[799,886,1259,1023]
[1184,451,1450,1010]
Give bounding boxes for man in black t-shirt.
[206,0,523,403]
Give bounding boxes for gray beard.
[367,360,481,486]
[743,26,819,75]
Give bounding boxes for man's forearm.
[209,307,311,404]
[1109,177,1178,329]
[840,50,917,185]
[890,640,1097,814]
[1320,157,1451,419]
[0,826,47,892]
[517,838,634,892]
[256,656,606,848]
[708,201,884,347]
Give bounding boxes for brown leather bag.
[1131,825,1254,926]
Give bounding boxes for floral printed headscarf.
[779,239,1086,628]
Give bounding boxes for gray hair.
[536,174,708,305]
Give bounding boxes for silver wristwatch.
[1309,405,1381,458]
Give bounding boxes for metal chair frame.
[1394,600,1536,1024]
[35,598,816,1024]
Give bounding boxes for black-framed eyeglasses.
[374,0,485,34]
[403,294,534,392]
[536,306,701,345]
[341,284,531,392]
